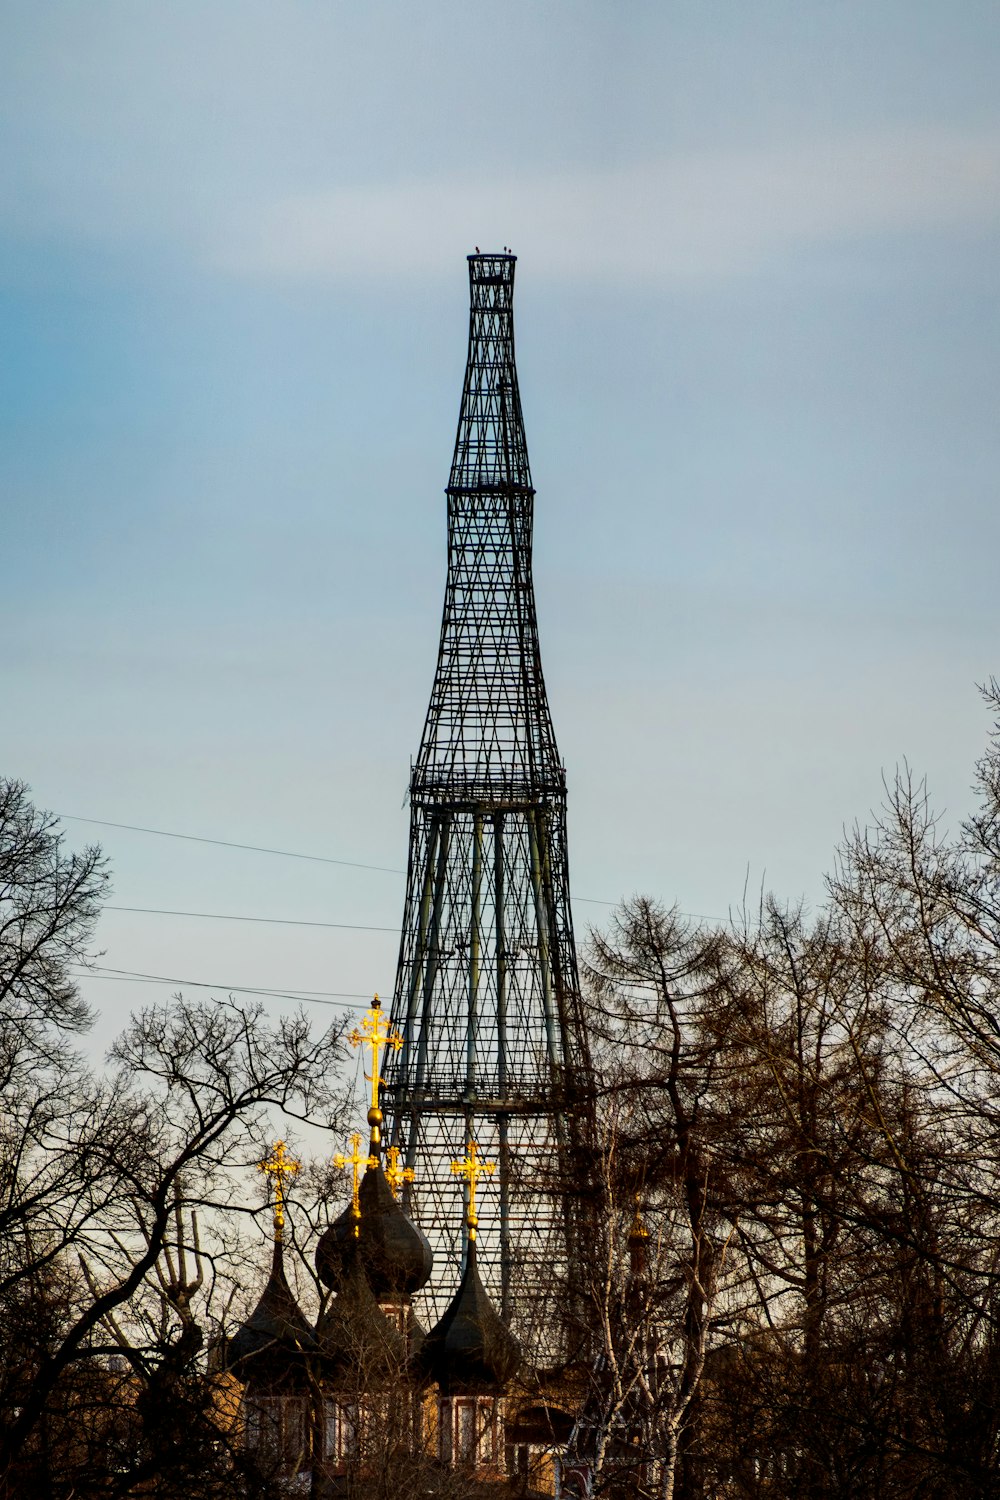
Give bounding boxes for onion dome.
[226,1238,316,1385]
[320,997,434,1298]
[419,1137,520,1393]
[316,1237,407,1386]
[316,1157,433,1299]
[418,1236,521,1395]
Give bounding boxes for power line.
[64,814,723,920]
[74,965,368,1009]
[105,905,398,932]
[103,897,726,931]
[57,812,618,906]
[57,815,403,877]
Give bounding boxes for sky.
[3,2,999,1069]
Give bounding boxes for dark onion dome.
[226,1239,315,1386]
[417,1237,521,1394]
[316,1160,432,1299]
[316,1237,408,1385]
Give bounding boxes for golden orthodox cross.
[385,1144,415,1199]
[348,994,404,1119]
[450,1139,495,1240]
[334,1130,377,1234]
[257,1139,301,1241]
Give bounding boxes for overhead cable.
[58,811,617,905]
[57,814,403,876]
[74,964,368,1008]
[105,905,397,932]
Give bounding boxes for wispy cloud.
[2,115,997,286]
[217,127,1000,284]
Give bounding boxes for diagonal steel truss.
[382,254,593,1351]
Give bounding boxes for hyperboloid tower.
[382,252,592,1345]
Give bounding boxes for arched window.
[440,1395,500,1469]
[458,1399,477,1462]
[242,1394,307,1468]
[319,1400,361,1465]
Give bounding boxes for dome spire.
[317,996,432,1298]
[449,1138,495,1244]
[629,1192,651,1280]
[385,1143,415,1199]
[419,1136,520,1393]
[348,993,403,1160]
[321,1126,432,1296]
[227,1142,314,1381]
[256,1138,301,1244]
[333,1130,376,1240]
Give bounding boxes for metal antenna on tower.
[382,251,593,1350]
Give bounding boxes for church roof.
[316,1238,408,1385]
[316,1159,433,1299]
[418,1237,521,1395]
[226,1239,315,1386]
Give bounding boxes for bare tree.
[0,781,351,1498]
[571,854,1000,1497]
[0,776,107,1035]
[560,899,736,1500]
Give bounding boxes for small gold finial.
[629,1193,650,1241]
[348,995,404,1151]
[334,1131,377,1239]
[257,1140,301,1242]
[385,1144,415,1199]
[450,1139,495,1242]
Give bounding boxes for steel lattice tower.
[382,252,592,1344]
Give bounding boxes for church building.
[226,999,568,1496]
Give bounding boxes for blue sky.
[3,2,999,1055]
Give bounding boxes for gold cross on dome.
[385,1144,415,1199]
[450,1139,495,1240]
[334,1131,377,1222]
[257,1140,301,1240]
[348,995,404,1115]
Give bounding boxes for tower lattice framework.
[383,253,592,1344]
